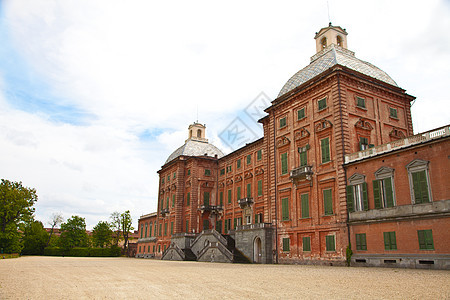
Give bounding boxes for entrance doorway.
[253,237,262,263]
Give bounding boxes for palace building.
[136,24,449,269]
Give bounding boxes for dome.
[278,44,398,97]
[165,122,224,164]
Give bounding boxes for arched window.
[336,35,342,47]
[321,37,327,49]
[197,129,202,138]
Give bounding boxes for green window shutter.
[166,196,169,208]
[383,177,394,208]
[234,218,237,229]
[237,159,241,169]
[321,138,330,163]
[160,198,164,210]
[418,230,426,249]
[361,233,367,250]
[412,171,422,204]
[219,191,223,206]
[326,235,335,251]
[383,232,390,250]
[159,224,162,236]
[413,171,429,204]
[302,237,311,251]
[187,169,190,176]
[300,151,307,167]
[164,223,167,236]
[185,220,189,233]
[187,192,190,206]
[237,186,241,200]
[281,152,288,174]
[323,189,333,215]
[140,225,143,238]
[390,232,397,250]
[247,154,251,164]
[149,222,152,237]
[280,117,286,128]
[172,195,175,207]
[282,238,290,252]
[247,183,251,198]
[346,185,355,213]
[297,108,305,120]
[228,189,232,204]
[257,149,262,161]
[203,192,210,206]
[418,230,434,250]
[362,182,369,211]
[318,98,326,110]
[257,180,262,196]
[301,194,309,218]
[145,224,148,238]
[170,222,173,235]
[355,234,361,250]
[373,180,382,209]
[281,197,289,221]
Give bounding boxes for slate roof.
[165,139,224,164]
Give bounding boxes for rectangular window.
[237,186,241,200]
[298,146,308,167]
[323,189,333,215]
[204,192,210,206]
[173,172,176,179]
[255,213,263,223]
[389,107,398,118]
[145,224,148,238]
[186,192,190,206]
[172,195,175,207]
[346,183,368,212]
[149,222,152,237]
[359,137,369,151]
[187,169,191,176]
[418,230,434,250]
[162,178,165,184]
[373,177,395,208]
[383,231,397,250]
[237,159,241,169]
[228,189,232,204]
[185,220,189,233]
[281,152,288,175]
[247,154,251,165]
[219,191,223,206]
[140,224,143,238]
[170,221,173,235]
[164,223,167,236]
[257,149,262,161]
[318,97,327,110]
[282,237,290,252]
[280,117,287,128]
[301,193,309,218]
[153,245,155,253]
[320,138,330,163]
[205,169,211,176]
[167,175,170,181]
[281,197,289,221]
[257,180,262,196]
[411,170,430,204]
[325,235,335,251]
[356,96,366,108]
[247,183,251,198]
[302,237,311,252]
[355,233,367,250]
[297,107,305,120]
[220,168,225,176]
[166,196,169,209]
[159,224,162,236]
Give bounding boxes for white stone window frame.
[406,159,432,204]
[348,173,366,211]
[374,166,396,208]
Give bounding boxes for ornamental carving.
[171,184,176,190]
[355,118,373,131]
[185,180,191,187]
[255,167,264,176]
[315,119,333,132]
[276,136,291,148]
[226,179,234,186]
[244,172,253,179]
[219,182,225,188]
[295,127,310,141]
[389,127,406,140]
[201,181,214,188]
[235,175,243,183]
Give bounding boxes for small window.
[167,175,170,181]
[297,108,305,120]
[228,189,232,204]
[346,182,369,212]
[359,137,369,151]
[246,154,251,165]
[203,192,210,206]
[355,233,367,250]
[298,145,309,167]
[407,160,431,204]
[281,152,288,175]
[173,172,176,179]
[356,96,366,108]
[323,189,333,215]
[227,165,232,173]
[187,169,191,176]
[220,168,225,176]
[373,167,395,209]
[219,191,223,206]
[172,195,175,207]
[279,117,287,128]
[318,97,327,111]
[281,197,289,221]
[282,238,290,252]
[383,231,397,250]
[257,149,262,161]
[303,237,311,252]
[301,193,309,218]
[418,230,434,250]
[325,235,335,251]
[205,169,211,176]
[320,138,331,163]
[389,107,398,118]
[237,159,241,169]
[257,180,262,196]
[246,183,252,198]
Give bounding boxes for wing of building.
[136,24,450,269]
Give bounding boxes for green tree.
[92,221,112,248]
[46,213,63,247]
[110,211,121,246]
[21,220,49,255]
[58,215,88,250]
[121,210,134,253]
[0,179,38,253]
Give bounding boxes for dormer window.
[321,37,327,49]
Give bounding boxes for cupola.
[314,22,348,53]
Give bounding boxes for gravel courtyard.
[0,256,449,299]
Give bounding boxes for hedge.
[44,246,121,257]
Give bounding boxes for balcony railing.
[237,197,254,209]
[198,204,223,214]
[290,165,313,181]
[345,125,450,164]
[160,208,170,217]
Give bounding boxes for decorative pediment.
[171,184,176,190]
[315,119,333,133]
[255,167,264,176]
[348,173,365,185]
[276,136,291,148]
[235,175,243,183]
[226,179,234,186]
[244,172,253,179]
[219,181,225,188]
[374,166,394,179]
[406,159,429,171]
[389,127,406,140]
[185,180,191,187]
[355,118,373,131]
[295,127,310,141]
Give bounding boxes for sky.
[0,0,449,229]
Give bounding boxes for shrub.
[44,247,65,256]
